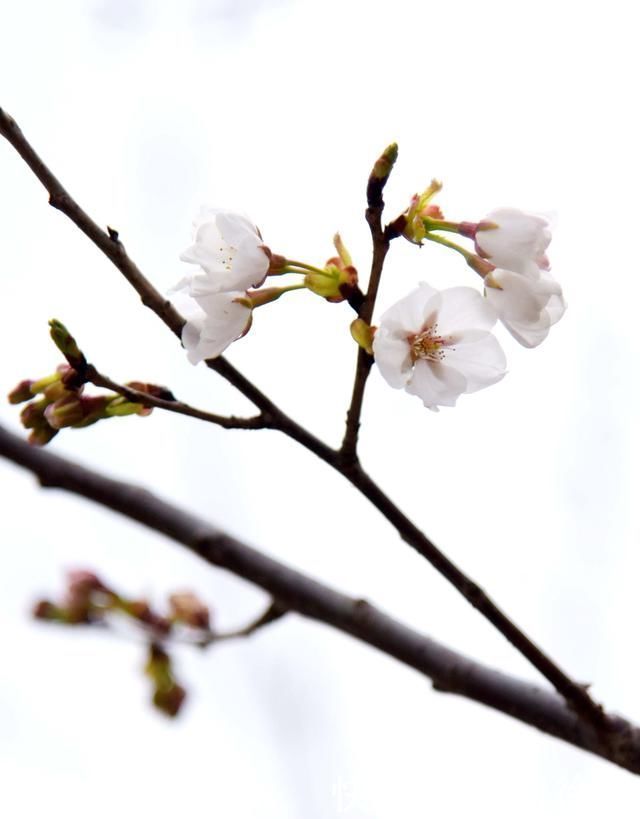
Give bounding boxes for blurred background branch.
[1,421,639,774]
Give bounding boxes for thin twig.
[340,148,395,460]
[0,109,185,338]
[85,365,267,430]
[0,423,638,773]
[200,600,287,646]
[0,107,608,729]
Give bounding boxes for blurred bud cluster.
[34,570,215,717]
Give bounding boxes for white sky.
[2,0,640,816]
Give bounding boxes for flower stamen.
[409,323,451,362]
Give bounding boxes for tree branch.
[85,365,267,431]
[0,109,185,338]
[341,146,395,460]
[0,421,638,773]
[0,107,608,728]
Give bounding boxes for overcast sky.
[2,0,640,816]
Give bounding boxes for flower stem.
[424,232,495,278]
[283,260,329,276]
[423,231,476,260]
[422,218,464,234]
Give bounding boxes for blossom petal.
[378,283,442,336]
[503,316,551,348]
[486,269,561,322]
[433,286,498,335]
[443,333,507,392]
[484,266,565,348]
[178,208,270,294]
[476,207,551,271]
[374,282,506,409]
[179,291,252,364]
[406,360,467,409]
[372,332,413,388]
[542,282,567,326]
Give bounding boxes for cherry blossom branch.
[341,145,396,460]
[0,107,606,729]
[0,109,186,339]
[84,365,267,431]
[1,421,638,773]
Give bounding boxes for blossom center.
[409,323,450,362]
[219,243,237,271]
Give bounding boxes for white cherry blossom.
[172,289,252,364]
[373,283,506,411]
[484,263,566,348]
[475,208,551,271]
[179,208,270,295]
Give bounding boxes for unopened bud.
[126,382,176,401]
[28,425,58,446]
[247,288,287,309]
[8,379,35,404]
[33,600,59,620]
[41,378,73,404]
[169,592,211,630]
[367,143,399,207]
[350,319,375,355]
[49,319,87,374]
[44,394,85,430]
[68,569,107,595]
[145,643,187,717]
[153,683,187,718]
[20,399,47,430]
[370,143,398,182]
[125,600,171,634]
[103,396,151,419]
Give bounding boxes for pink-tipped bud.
[8,379,35,404]
[20,400,47,430]
[125,382,176,401]
[169,592,211,630]
[44,394,85,430]
[33,600,59,620]
[28,425,59,446]
[68,570,107,595]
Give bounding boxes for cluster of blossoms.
[172,207,358,364]
[171,175,565,411]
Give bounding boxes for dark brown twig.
[200,600,288,646]
[0,423,638,773]
[340,145,397,461]
[85,365,267,430]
